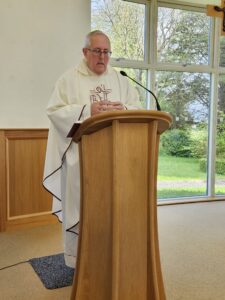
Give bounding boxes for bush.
[189,129,207,158]
[217,133,225,157]
[161,129,192,157]
[216,159,225,175]
[199,158,207,172]
[199,158,225,175]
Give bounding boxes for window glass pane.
[116,68,147,108]
[156,71,210,199]
[157,7,210,65]
[215,75,225,195]
[91,0,145,61]
[219,36,225,67]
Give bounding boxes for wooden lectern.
[70,110,172,300]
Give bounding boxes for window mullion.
[148,0,158,109]
[207,17,221,197]
[208,75,218,197]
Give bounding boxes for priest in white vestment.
[43,30,142,268]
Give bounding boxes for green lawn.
[158,155,206,180]
[158,187,225,199]
[158,188,206,199]
[157,155,225,199]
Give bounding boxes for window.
[116,68,148,107]
[157,71,210,198]
[92,0,148,106]
[91,0,145,61]
[157,7,210,65]
[91,0,225,202]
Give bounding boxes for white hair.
[84,30,111,48]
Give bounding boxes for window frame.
[92,0,225,202]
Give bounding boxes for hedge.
[199,158,225,175]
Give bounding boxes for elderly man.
[43,30,142,268]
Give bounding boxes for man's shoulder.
[54,66,79,88]
[58,67,77,80]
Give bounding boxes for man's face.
[83,34,111,75]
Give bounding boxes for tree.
[158,8,209,65]
[157,7,210,128]
[92,0,145,61]
[91,1,224,128]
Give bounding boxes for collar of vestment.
[76,59,114,76]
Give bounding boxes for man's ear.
[82,48,87,57]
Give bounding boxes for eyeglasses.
[87,48,112,57]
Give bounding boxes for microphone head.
[120,70,127,77]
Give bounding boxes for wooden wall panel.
[0,129,56,231]
[0,131,7,231]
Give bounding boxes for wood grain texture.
[0,131,7,231]
[207,1,225,36]
[0,129,54,231]
[71,112,172,300]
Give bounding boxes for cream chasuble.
[43,59,142,267]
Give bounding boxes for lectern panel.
[112,122,149,300]
[74,126,113,300]
[71,112,171,300]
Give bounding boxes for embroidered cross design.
[90,85,112,102]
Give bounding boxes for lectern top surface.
[68,110,172,142]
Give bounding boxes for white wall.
[0,0,90,128]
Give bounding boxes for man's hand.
[91,100,125,116]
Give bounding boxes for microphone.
[120,70,161,111]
